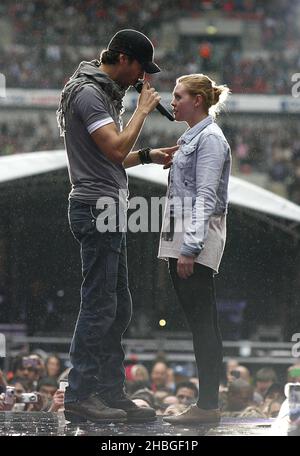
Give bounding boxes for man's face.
[118,55,145,88]
[151,363,167,387]
[16,365,38,382]
[15,367,29,379]
[228,387,252,411]
[39,385,57,398]
[176,387,196,405]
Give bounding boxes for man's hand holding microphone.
[136,81,161,116]
[136,81,178,167]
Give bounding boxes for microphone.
[134,81,174,122]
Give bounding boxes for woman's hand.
[177,254,195,279]
[150,145,178,166]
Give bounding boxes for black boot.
[64,393,127,424]
[103,393,156,423]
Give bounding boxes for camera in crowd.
[20,393,38,403]
[230,370,241,380]
[4,386,38,404]
[4,386,15,405]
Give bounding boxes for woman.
[45,354,62,379]
[159,74,231,425]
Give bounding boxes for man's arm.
[123,151,141,168]
[91,83,160,164]
[123,145,179,168]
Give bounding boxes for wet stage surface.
[0,412,284,436]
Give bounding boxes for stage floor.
[0,412,285,436]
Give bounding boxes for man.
[37,377,59,399]
[254,367,277,401]
[57,29,176,424]
[150,361,169,392]
[227,365,251,385]
[175,381,198,406]
[225,379,254,412]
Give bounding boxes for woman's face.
[171,83,196,122]
[47,357,60,377]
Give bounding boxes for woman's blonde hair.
[177,73,230,117]
[131,364,150,382]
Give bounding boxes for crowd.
[2,1,297,47]
[0,0,299,93]
[2,42,299,94]
[134,122,300,205]
[0,116,63,155]
[1,351,300,420]
[221,119,300,204]
[1,113,300,204]
[221,51,300,95]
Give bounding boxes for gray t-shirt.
[64,84,127,204]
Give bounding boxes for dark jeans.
[65,199,132,403]
[169,258,223,409]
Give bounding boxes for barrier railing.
[0,335,297,371]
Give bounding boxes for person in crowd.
[0,369,7,394]
[130,364,150,385]
[8,378,30,398]
[254,367,278,402]
[153,388,173,409]
[126,364,151,394]
[226,358,239,375]
[264,383,285,403]
[223,379,255,413]
[287,363,300,383]
[150,361,170,392]
[175,381,199,406]
[227,365,251,384]
[266,399,284,418]
[130,388,156,410]
[9,355,42,390]
[37,377,59,399]
[162,394,179,408]
[45,355,62,379]
[166,367,176,391]
[9,355,30,381]
[260,383,285,416]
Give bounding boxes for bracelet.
[138,147,152,165]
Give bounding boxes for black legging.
[169,258,223,409]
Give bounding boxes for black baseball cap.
[108,29,161,74]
